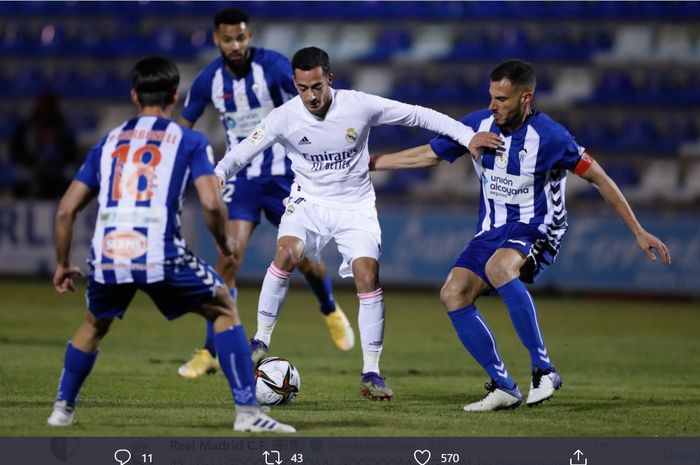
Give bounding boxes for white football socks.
[357,288,385,374]
[254,263,291,346]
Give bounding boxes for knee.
[440,281,462,309]
[356,273,378,293]
[485,259,518,288]
[84,315,112,341]
[220,245,243,270]
[353,260,379,292]
[274,244,301,270]
[440,281,476,310]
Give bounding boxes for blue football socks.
[304,274,336,315]
[214,325,256,406]
[202,288,237,357]
[448,305,517,390]
[56,341,98,406]
[204,321,216,357]
[497,278,553,371]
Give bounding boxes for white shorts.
[278,198,381,278]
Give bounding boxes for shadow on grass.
[0,336,67,348]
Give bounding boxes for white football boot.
[463,380,523,412]
[234,407,296,433]
[47,400,75,426]
[526,368,562,406]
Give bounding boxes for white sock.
[254,263,291,346]
[357,288,384,374]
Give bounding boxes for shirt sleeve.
[214,110,282,180]
[363,92,475,149]
[550,126,585,171]
[429,114,481,163]
[73,141,104,190]
[189,133,216,180]
[276,56,297,98]
[181,69,211,125]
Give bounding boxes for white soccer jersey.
[215,89,475,210]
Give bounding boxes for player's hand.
[217,175,226,190]
[468,132,504,160]
[635,230,671,265]
[53,264,84,294]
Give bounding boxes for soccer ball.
[254,356,301,405]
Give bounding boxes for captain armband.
[573,151,595,176]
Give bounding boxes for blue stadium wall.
[194,207,699,297]
[0,201,696,297]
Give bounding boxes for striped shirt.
[74,116,214,284]
[181,47,295,181]
[430,109,585,253]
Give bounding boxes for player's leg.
[296,258,335,314]
[351,256,393,401]
[485,245,561,406]
[178,220,255,379]
[441,239,523,411]
[192,287,294,433]
[48,280,133,426]
[217,219,255,295]
[333,207,390,400]
[179,176,259,378]
[262,178,353,351]
[252,198,320,362]
[152,255,295,433]
[297,257,354,351]
[251,234,305,362]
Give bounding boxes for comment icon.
[114,449,132,465]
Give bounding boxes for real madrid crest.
[345,127,357,143]
[285,204,295,215]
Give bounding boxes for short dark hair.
[291,47,331,76]
[131,56,179,108]
[490,59,536,90]
[214,8,249,28]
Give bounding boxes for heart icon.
[413,450,431,465]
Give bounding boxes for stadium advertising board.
[1,201,696,296]
[200,209,699,296]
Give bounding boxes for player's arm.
[367,94,503,159]
[371,131,502,171]
[214,115,281,183]
[54,180,96,293]
[179,70,211,129]
[194,174,233,257]
[370,144,441,171]
[576,156,671,265]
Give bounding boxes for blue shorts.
[222,176,293,226]
[86,254,224,320]
[453,223,550,288]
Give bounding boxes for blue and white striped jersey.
[181,47,295,181]
[431,109,585,248]
[74,116,215,284]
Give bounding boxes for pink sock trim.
[357,288,383,299]
[268,263,291,280]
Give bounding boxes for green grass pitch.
[0,280,698,436]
